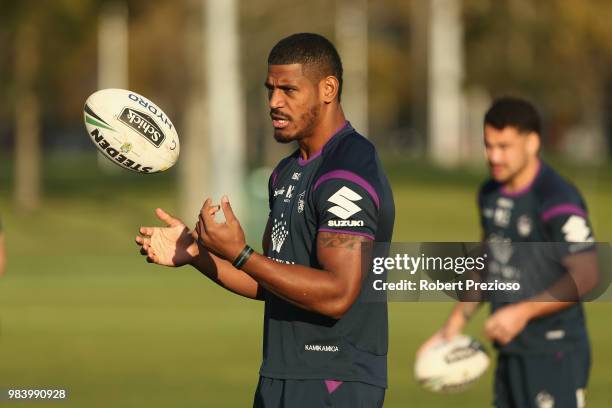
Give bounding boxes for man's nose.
[487,149,502,163]
[269,89,284,109]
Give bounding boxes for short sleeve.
[312,170,379,240]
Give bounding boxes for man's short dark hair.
[268,33,343,101]
[484,97,541,136]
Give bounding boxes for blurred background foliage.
[2,0,612,164]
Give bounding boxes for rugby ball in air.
[415,334,489,393]
[83,89,179,173]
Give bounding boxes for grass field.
[0,153,611,407]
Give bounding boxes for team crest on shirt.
[517,215,532,237]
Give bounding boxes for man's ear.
[320,76,339,104]
[526,132,540,155]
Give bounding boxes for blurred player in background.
[420,97,598,408]
[136,33,395,408]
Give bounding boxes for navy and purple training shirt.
[478,160,594,354]
[260,122,395,387]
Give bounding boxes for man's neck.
[504,158,541,193]
[298,109,346,160]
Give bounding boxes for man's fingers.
[221,195,237,223]
[146,248,157,263]
[140,226,155,237]
[493,328,509,345]
[484,321,505,343]
[209,205,221,216]
[200,198,215,232]
[195,217,205,243]
[156,208,181,227]
[136,235,151,246]
[417,336,437,357]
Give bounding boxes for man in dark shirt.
[420,97,598,408]
[136,33,394,407]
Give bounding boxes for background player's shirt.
[478,161,594,354]
[261,122,395,388]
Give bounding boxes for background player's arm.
[418,241,485,355]
[487,249,599,339]
[0,231,5,276]
[486,208,599,345]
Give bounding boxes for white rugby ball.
[83,89,179,173]
[415,334,489,393]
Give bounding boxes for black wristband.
[232,245,254,269]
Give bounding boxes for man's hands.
[484,303,530,346]
[195,196,246,263]
[135,208,199,267]
[136,195,246,267]
[416,302,475,357]
[416,327,458,357]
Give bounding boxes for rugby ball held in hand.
[84,89,179,173]
[415,334,489,393]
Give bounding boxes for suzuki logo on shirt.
[327,186,362,220]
